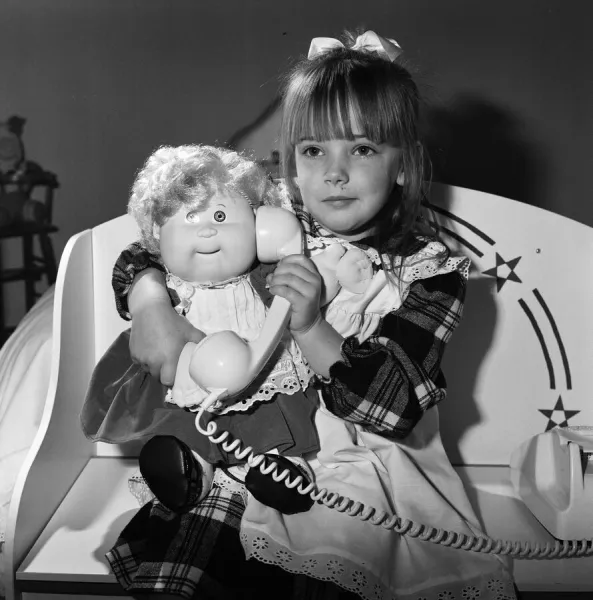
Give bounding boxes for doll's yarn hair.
[128,144,281,256]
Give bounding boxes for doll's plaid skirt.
[107,481,359,599]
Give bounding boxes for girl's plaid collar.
[293,204,375,251]
[292,204,333,238]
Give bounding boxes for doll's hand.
[267,254,322,334]
[130,299,205,387]
[310,244,345,306]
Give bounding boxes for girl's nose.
[324,156,349,186]
[196,225,217,238]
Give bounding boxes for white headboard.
[429,183,592,465]
[85,184,593,465]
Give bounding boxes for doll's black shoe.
[139,435,203,513]
[245,454,314,515]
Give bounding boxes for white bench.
[5,184,593,599]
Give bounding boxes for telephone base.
[510,427,593,541]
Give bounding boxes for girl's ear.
[292,175,300,189]
[153,222,161,240]
[396,170,405,186]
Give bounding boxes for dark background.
[0,0,590,324]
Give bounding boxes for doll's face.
[157,192,257,283]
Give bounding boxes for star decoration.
[482,253,522,292]
[538,396,580,431]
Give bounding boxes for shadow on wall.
[439,276,498,465]
[426,184,499,465]
[423,93,544,208]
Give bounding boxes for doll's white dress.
[239,240,517,600]
[165,266,313,414]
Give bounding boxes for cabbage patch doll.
[81,144,318,515]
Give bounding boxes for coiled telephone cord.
[194,404,593,560]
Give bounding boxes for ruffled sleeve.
[111,242,168,320]
[320,268,467,439]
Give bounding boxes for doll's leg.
[245,453,314,515]
[139,435,214,513]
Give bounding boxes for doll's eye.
[213,210,226,222]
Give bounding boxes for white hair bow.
[308,30,402,62]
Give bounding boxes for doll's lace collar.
[165,271,250,291]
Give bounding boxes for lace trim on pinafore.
[240,528,517,600]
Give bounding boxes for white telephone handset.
[510,426,593,540]
[172,205,303,406]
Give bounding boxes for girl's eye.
[301,146,323,158]
[213,210,226,222]
[186,211,200,223]
[353,145,376,157]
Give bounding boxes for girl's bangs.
[286,75,400,145]
[287,88,352,143]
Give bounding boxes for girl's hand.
[128,268,205,386]
[130,301,205,386]
[267,255,322,334]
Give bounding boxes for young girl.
[105,30,518,600]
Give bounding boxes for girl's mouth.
[196,249,220,255]
[323,196,355,202]
[323,196,356,208]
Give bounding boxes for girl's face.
[294,132,403,241]
[157,191,257,283]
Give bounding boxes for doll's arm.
[128,269,206,386]
[112,241,168,320]
[112,243,205,386]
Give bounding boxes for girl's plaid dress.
[102,209,515,599]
